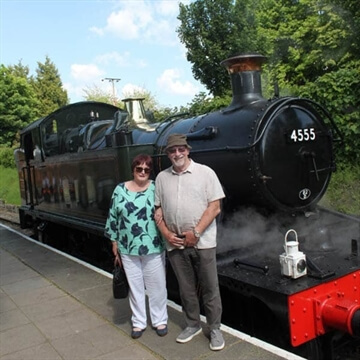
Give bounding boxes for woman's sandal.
[131,328,145,339]
[156,325,168,337]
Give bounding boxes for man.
[155,133,225,351]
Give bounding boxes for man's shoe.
[131,328,145,339]
[156,325,168,337]
[209,329,225,350]
[176,326,202,343]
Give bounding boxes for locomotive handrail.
[233,258,269,274]
[155,112,190,133]
[303,99,344,144]
[186,126,218,140]
[151,144,258,158]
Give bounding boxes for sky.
[0,0,207,108]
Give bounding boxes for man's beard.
[173,156,186,168]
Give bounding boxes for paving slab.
[0,224,305,360]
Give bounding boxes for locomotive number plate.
[287,128,316,143]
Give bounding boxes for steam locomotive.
[15,54,359,359]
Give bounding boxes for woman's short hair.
[131,154,153,172]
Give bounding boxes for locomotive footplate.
[216,246,359,295]
[216,247,360,348]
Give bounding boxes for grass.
[0,165,21,205]
[0,164,359,215]
[319,163,360,216]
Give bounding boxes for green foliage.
[0,165,21,205]
[258,0,354,88]
[122,86,159,112]
[320,163,360,215]
[154,92,232,121]
[31,56,69,116]
[298,60,360,163]
[8,60,30,78]
[177,0,263,96]
[83,85,122,106]
[153,106,189,122]
[1,57,69,147]
[0,64,40,147]
[187,92,232,115]
[329,0,360,56]
[0,147,16,168]
[83,84,163,122]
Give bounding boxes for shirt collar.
[171,159,194,175]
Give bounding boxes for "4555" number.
[290,128,316,142]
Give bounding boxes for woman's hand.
[114,253,122,267]
[112,242,122,266]
[166,233,185,248]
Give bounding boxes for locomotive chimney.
[221,54,267,109]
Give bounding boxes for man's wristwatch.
[193,229,201,239]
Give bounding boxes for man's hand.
[183,231,199,247]
[154,207,163,225]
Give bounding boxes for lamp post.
[101,77,121,105]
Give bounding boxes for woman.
[105,154,168,339]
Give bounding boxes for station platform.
[0,224,305,360]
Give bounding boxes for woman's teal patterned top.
[104,181,164,256]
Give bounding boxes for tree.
[8,60,30,79]
[299,61,360,163]
[329,0,360,56]
[83,84,122,106]
[83,84,159,112]
[257,0,356,89]
[82,83,180,123]
[122,87,159,112]
[177,0,263,96]
[0,65,40,147]
[31,56,68,116]
[256,0,360,163]
[187,92,231,116]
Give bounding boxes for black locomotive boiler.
[15,54,359,359]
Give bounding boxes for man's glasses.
[167,146,187,154]
[135,167,151,174]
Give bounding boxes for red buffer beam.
[288,270,360,347]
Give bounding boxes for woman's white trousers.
[121,252,168,329]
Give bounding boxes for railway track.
[0,206,27,231]
[0,207,20,227]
